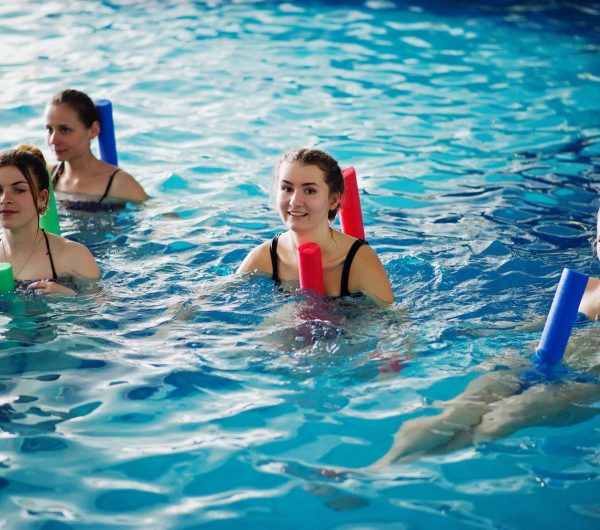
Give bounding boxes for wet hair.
[0,147,50,214]
[276,148,344,220]
[48,89,99,128]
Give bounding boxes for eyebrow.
[3,180,30,186]
[280,179,320,187]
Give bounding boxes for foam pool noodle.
[339,166,365,240]
[95,99,118,166]
[536,268,589,366]
[0,262,15,292]
[298,242,325,295]
[39,169,61,235]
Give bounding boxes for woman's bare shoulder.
[108,166,149,202]
[237,240,273,275]
[579,276,600,320]
[48,233,99,279]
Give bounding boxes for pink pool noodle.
[298,242,325,294]
[340,166,365,240]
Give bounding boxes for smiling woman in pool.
[238,148,395,304]
[0,147,99,295]
[45,89,148,208]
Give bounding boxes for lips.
[0,210,18,216]
[288,211,307,217]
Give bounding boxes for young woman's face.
[0,165,46,229]
[45,103,98,162]
[276,161,340,233]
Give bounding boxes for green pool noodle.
[0,262,15,292]
[39,169,61,235]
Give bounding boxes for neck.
[2,220,42,254]
[62,150,99,178]
[288,224,335,253]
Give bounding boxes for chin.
[288,224,313,236]
[0,221,18,230]
[286,219,306,230]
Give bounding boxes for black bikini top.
[0,228,57,280]
[42,229,58,280]
[52,162,120,208]
[269,234,366,297]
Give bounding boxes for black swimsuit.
[42,229,58,280]
[269,234,366,297]
[52,162,120,210]
[0,229,57,280]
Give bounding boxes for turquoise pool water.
[1,0,600,528]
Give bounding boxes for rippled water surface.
[1,1,600,528]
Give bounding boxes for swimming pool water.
[1,0,600,528]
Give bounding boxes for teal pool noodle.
[95,99,118,166]
[536,268,588,365]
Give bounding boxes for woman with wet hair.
[45,88,148,209]
[0,146,99,295]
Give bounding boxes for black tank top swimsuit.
[269,234,366,297]
[0,229,57,281]
[52,162,120,211]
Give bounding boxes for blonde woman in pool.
[367,213,600,468]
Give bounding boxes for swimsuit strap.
[269,234,281,283]
[52,163,118,204]
[98,169,120,203]
[42,229,58,280]
[269,234,281,284]
[340,239,366,297]
[51,162,64,187]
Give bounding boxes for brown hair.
[276,148,344,220]
[48,89,99,128]
[0,147,49,214]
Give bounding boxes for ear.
[90,120,100,140]
[37,189,49,213]
[329,192,341,211]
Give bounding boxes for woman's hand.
[27,280,77,296]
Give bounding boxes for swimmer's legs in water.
[473,380,600,442]
[367,369,524,470]
[367,370,600,470]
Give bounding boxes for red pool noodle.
[340,166,365,240]
[298,242,325,294]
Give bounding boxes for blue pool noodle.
[95,99,118,166]
[536,268,588,365]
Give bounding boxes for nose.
[0,189,13,204]
[290,190,303,206]
[47,130,56,145]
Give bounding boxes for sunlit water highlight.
[1,1,600,528]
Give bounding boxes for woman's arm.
[27,236,99,296]
[110,170,149,202]
[237,241,272,275]
[350,245,395,304]
[578,277,600,320]
[62,239,100,279]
